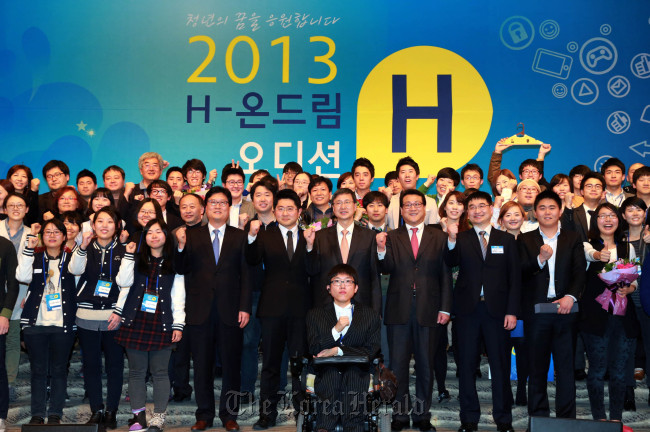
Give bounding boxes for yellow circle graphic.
[356,46,493,177]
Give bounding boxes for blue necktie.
[212,229,220,266]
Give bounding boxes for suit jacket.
[246,224,311,318]
[446,228,521,319]
[517,228,586,320]
[307,225,381,313]
[560,204,591,243]
[306,301,381,359]
[386,194,439,230]
[164,211,183,231]
[380,225,452,327]
[174,224,252,326]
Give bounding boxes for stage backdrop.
[1,1,649,186]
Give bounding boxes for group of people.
[0,139,646,432]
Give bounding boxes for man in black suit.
[446,191,520,432]
[306,263,381,432]
[175,186,251,432]
[246,189,311,430]
[306,188,381,313]
[376,189,452,432]
[561,172,606,242]
[518,190,586,420]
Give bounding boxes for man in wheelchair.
[306,264,382,432]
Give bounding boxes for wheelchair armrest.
[312,355,370,366]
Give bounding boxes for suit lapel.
[416,227,432,260]
[327,226,343,263]
[469,229,483,260]
[576,206,589,238]
[216,226,234,271]
[347,227,361,262]
[396,225,415,261]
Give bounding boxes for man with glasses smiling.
[561,172,606,243]
[306,188,381,313]
[38,160,70,216]
[246,189,310,430]
[174,186,252,431]
[376,189,451,432]
[446,191,520,432]
[222,166,256,229]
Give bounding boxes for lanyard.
[144,260,163,295]
[42,251,65,293]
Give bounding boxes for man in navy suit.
[306,263,381,432]
[446,191,520,432]
[376,189,452,432]
[175,186,251,431]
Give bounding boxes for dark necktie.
[286,230,294,261]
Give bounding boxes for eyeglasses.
[150,189,167,196]
[468,203,489,211]
[6,204,25,210]
[207,200,229,208]
[43,230,62,236]
[46,172,65,181]
[522,169,540,175]
[333,200,355,206]
[330,279,355,287]
[186,169,203,176]
[226,180,244,187]
[402,202,423,210]
[276,206,297,213]
[293,180,310,186]
[139,210,156,216]
[143,163,160,170]
[464,175,480,181]
[597,214,617,221]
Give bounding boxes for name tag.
[491,245,504,254]
[141,293,158,313]
[45,293,62,311]
[94,280,112,297]
[34,269,42,274]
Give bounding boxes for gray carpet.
[7,350,650,430]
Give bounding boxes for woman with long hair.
[111,219,185,432]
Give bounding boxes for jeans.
[23,327,75,418]
[126,347,172,413]
[0,334,7,418]
[77,327,124,412]
[582,316,636,421]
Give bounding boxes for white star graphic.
[76,121,87,131]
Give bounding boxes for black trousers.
[387,299,439,423]
[455,302,512,424]
[258,316,306,420]
[186,303,243,425]
[524,312,578,418]
[315,364,369,432]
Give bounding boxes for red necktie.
[411,227,419,257]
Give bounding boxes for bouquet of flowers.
[299,215,333,232]
[595,258,640,316]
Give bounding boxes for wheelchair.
[295,355,391,432]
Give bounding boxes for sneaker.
[148,412,166,431]
[437,389,451,403]
[128,411,147,431]
[0,418,6,432]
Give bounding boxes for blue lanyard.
[42,251,65,292]
[144,261,162,295]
